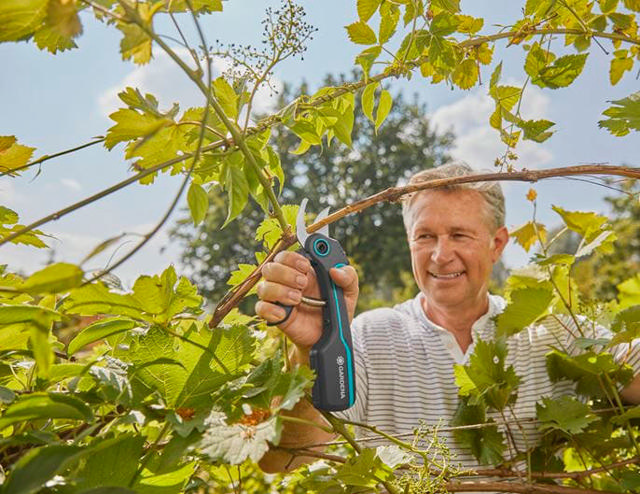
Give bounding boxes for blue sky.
[1,0,639,286]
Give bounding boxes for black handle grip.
[304,233,356,411]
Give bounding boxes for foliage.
[170,74,452,307]
[1,0,640,493]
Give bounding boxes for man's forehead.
[410,189,491,228]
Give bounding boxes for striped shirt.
[336,293,640,471]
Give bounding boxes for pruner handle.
[303,232,356,411]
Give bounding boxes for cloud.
[429,86,553,169]
[60,178,82,191]
[97,49,281,121]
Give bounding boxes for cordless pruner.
[270,198,356,411]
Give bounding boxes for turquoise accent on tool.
[292,198,356,411]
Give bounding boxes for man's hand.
[255,250,359,354]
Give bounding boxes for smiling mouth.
[429,271,464,279]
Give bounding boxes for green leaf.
[431,0,461,13]
[536,396,598,434]
[20,262,83,294]
[533,53,589,89]
[345,21,377,45]
[361,82,379,123]
[227,264,258,295]
[452,399,505,465]
[0,135,36,176]
[3,445,85,494]
[0,305,61,329]
[33,0,83,54]
[610,305,640,344]
[430,12,460,36]
[200,412,280,464]
[335,448,390,487]
[457,15,484,34]
[61,282,146,320]
[599,91,640,136]
[575,229,616,257]
[375,89,393,132]
[68,317,137,355]
[331,103,355,147]
[452,59,479,90]
[77,489,138,494]
[376,445,413,469]
[187,182,209,226]
[546,349,634,397]
[379,6,400,43]
[0,386,16,404]
[490,61,502,88]
[428,35,456,69]
[0,0,48,42]
[490,85,521,112]
[524,43,555,79]
[30,324,54,379]
[255,204,298,250]
[222,154,249,227]
[454,339,521,410]
[134,462,196,494]
[610,52,633,85]
[518,119,555,143]
[355,45,382,78]
[104,109,169,150]
[287,120,322,145]
[357,0,381,22]
[0,393,93,430]
[213,77,239,120]
[496,287,554,337]
[618,274,640,308]
[510,221,547,252]
[611,405,640,425]
[552,206,608,240]
[74,435,145,490]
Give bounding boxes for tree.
[170,74,452,307]
[1,1,640,493]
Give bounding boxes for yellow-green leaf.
[361,82,379,123]
[452,59,479,90]
[21,263,84,295]
[222,157,249,227]
[534,53,588,89]
[355,45,381,78]
[379,6,400,44]
[375,89,392,132]
[610,54,633,85]
[0,136,35,175]
[105,109,169,149]
[213,77,239,120]
[33,0,82,54]
[346,21,377,45]
[599,91,640,136]
[510,221,547,252]
[496,287,554,337]
[0,0,48,42]
[68,317,137,356]
[552,206,608,239]
[457,15,483,34]
[357,0,381,22]
[187,182,209,226]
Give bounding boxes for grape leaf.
[518,119,555,143]
[452,59,479,90]
[495,286,554,337]
[599,91,640,136]
[200,412,280,464]
[255,204,298,250]
[222,154,250,228]
[0,392,93,430]
[0,135,35,175]
[533,53,589,89]
[379,5,399,43]
[454,339,521,410]
[3,445,85,494]
[536,396,598,434]
[552,206,608,240]
[375,90,393,132]
[510,221,547,252]
[0,0,48,42]
[20,262,84,295]
[452,398,505,465]
[68,317,137,355]
[33,0,83,54]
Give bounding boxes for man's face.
[407,189,508,311]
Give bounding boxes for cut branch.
[211,164,640,325]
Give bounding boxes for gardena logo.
[336,356,346,399]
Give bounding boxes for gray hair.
[401,162,505,232]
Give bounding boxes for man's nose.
[431,237,454,263]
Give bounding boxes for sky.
[1,0,639,288]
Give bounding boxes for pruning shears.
[269,198,356,411]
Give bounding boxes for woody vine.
[1,1,640,493]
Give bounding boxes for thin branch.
[444,481,623,494]
[0,137,105,178]
[211,164,640,325]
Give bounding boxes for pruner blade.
[296,198,331,248]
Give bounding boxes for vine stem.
[0,137,105,178]
[211,164,640,325]
[444,481,622,494]
[321,411,401,494]
[129,421,171,487]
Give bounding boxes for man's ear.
[491,226,509,262]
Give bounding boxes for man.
[255,162,640,473]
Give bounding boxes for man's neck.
[421,295,490,353]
